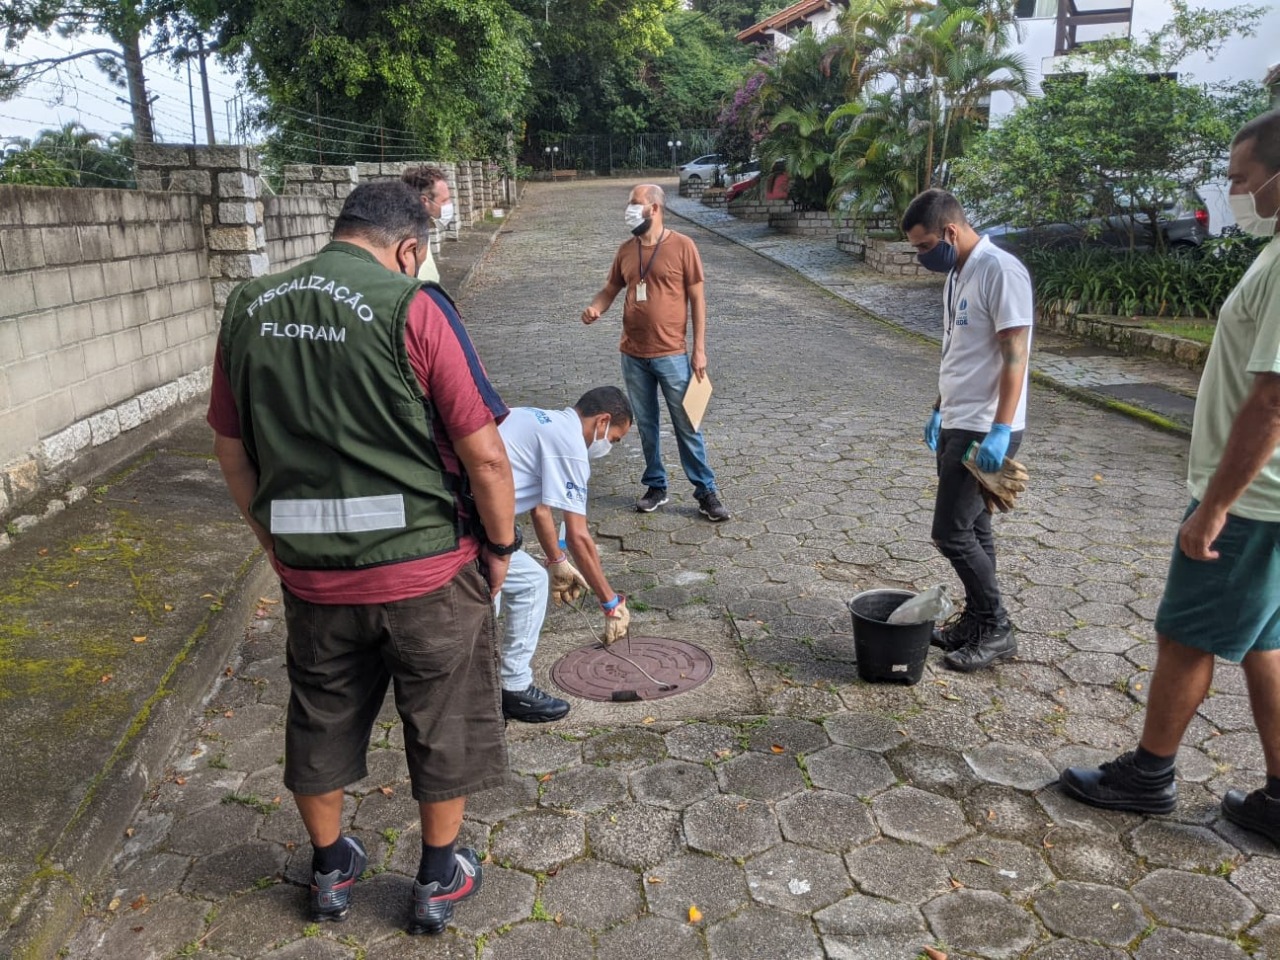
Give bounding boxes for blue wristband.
[601,594,622,612]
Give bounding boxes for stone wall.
[264,195,338,274]
[1039,306,1210,370]
[836,230,865,260]
[769,209,857,238]
[865,237,930,278]
[0,183,217,517]
[727,196,792,223]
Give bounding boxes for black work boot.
[1222,789,1280,843]
[1059,750,1177,814]
[943,615,1016,672]
[931,611,978,652]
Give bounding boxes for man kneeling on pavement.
[496,387,634,722]
[1060,108,1280,839]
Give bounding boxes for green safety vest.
[219,241,461,569]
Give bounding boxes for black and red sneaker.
[309,835,367,922]
[408,847,482,935]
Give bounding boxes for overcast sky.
[0,31,245,144]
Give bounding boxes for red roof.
[736,0,844,43]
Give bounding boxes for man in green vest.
[209,180,515,935]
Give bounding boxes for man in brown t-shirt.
[581,184,729,521]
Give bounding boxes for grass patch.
[1144,320,1215,345]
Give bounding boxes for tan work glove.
[548,558,588,605]
[603,597,631,645]
[963,449,1030,514]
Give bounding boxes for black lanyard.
[636,230,667,282]
[942,270,959,355]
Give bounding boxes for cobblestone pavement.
[63,180,1280,960]
[665,193,1203,431]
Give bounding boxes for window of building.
[1015,0,1058,19]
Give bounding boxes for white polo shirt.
[938,236,1034,432]
[499,407,591,516]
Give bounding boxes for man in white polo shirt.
[904,188,1034,672]
[495,387,634,722]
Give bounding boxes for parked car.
[982,189,1210,254]
[728,159,761,184]
[725,173,758,202]
[724,159,788,203]
[679,154,727,185]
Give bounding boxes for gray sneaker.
[409,847,482,935]
[696,491,730,522]
[635,486,669,512]
[309,835,367,923]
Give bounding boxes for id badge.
[636,281,647,303]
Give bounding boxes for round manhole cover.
[551,636,715,703]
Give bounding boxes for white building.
[736,0,849,51]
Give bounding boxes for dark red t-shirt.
[207,287,507,604]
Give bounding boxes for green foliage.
[0,123,135,187]
[953,1,1268,249]
[1021,231,1269,319]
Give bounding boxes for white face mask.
[624,204,647,230]
[1229,170,1280,237]
[436,201,455,226]
[587,419,613,459]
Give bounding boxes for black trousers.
[931,427,1023,624]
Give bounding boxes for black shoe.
[943,616,1016,672]
[309,835,367,923]
[931,611,978,652]
[696,490,730,522]
[502,684,570,723]
[1059,750,1177,814]
[409,847,482,935]
[1222,788,1280,843]
[635,486,670,513]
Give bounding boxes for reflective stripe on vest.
[270,495,407,535]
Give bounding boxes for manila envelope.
[682,373,713,432]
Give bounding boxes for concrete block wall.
[769,210,858,238]
[865,237,929,278]
[727,196,792,223]
[0,183,217,507]
[264,195,336,274]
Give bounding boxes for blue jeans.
[620,352,717,497]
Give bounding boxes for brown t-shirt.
[606,229,705,358]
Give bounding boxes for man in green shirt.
[1061,109,1280,840]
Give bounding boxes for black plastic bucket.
[848,589,934,685]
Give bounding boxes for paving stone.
[467,775,539,823]
[1246,914,1280,959]
[888,742,982,799]
[541,859,643,929]
[962,784,1053,843]
[823,712,908,752]
[363,931,472,958]
[587,802,683,869]
[775,789,877,853]
[1044,829,1144,887]
[744,843,850,914]
[1036,784,1142,835]
[201,882,308,956]
[489,810,586,873]
[165,799,263,857]
[663,723,741,763]
[742,716,831,755]
[964,742,1058,790]
[945,836,1053,897]
[683,795,781,860]
[263,938,359,960]
[1025,941,1127,960]
[1130,820,1240,872]
[715,751,806,801]
[449,863,537,937]
[643,853,749,924]
[626,762,715,814]
[73,895,210,960]
[507,735,584,774]
[922,889,1041,960]
[539,764,629,812]
[804,745,897,797]
[1032,880,1147,946]
[1228,855,1280,913]
[1132,928,1250,959]
[350,785,421,834]
[179,841,288,900]
[582,729,667,767]
[480,920,596,959]
[813,893,927,957]
[845,840,952,904]
[706,904,824,960]
[594,914,709,960]
[110,852,192,905]
[1133,868,1256,935]
[872,785,972,846]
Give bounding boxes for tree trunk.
[120,31,155,144]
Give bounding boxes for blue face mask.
[918,239,958,273]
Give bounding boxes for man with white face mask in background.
[402,166,455,285]
[494,387,634,722]
[1060,109,1280,838]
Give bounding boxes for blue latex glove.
[923,410,942,452]
[976,423,1012,472]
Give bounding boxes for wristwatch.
[484,526,523,556]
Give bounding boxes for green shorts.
[1154,501,1280,662]
[282,561,508,802]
